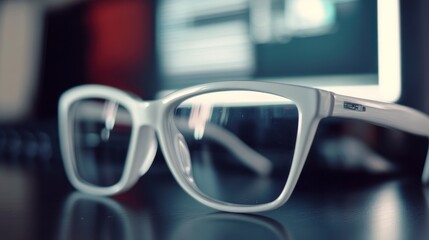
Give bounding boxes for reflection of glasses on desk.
[59,81,429,213]
[58,192,152,240]
[172,213,290,240]
[59,192,289,240]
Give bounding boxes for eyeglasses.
[59,81,429,213]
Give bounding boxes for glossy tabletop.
[0,162,428,240]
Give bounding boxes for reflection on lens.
[174,91,299,204]
[71,99,132,187]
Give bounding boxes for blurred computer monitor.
[156,0,401,102]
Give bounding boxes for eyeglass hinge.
[317,90,334,118]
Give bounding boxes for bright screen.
[156,0,401,102]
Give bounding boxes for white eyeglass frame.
[59,81,429,213]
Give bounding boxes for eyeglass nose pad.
[137,126,158,176]
[174,133,192,178]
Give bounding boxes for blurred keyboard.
[0,120,61,170]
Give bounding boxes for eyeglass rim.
[159,82,327,212]
[59,86,148,196]
[58,81,338,212]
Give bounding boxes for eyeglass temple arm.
[174,119,272,176]
[329,93,429,184]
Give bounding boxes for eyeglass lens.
[174,91,299,204]
[70,98,132,187]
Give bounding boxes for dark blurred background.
[0,0,428,179]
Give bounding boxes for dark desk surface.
[1,163,428,240]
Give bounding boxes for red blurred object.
[86,0,152,95]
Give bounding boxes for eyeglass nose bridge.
[135,126,158,176]
[132,101,161,176]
